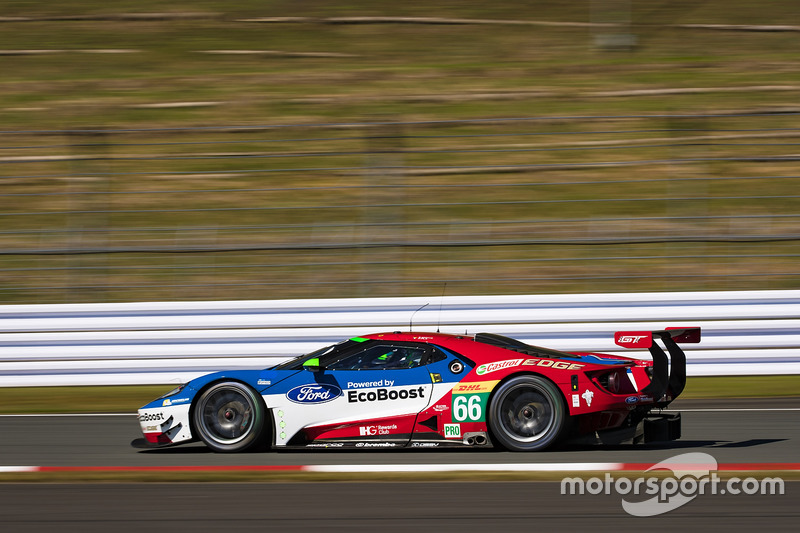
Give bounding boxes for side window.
[429,346,449,364]
[328,344,428,370]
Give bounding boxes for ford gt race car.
[133,328,700,452]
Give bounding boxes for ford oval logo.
[625,396,639,404]
[286,383,342,404]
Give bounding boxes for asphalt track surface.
[1,398,798,532]
[2,398,798,467]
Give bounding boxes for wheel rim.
[199,386,255,445]
[496,384,554,443]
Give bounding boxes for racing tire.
[487,375,567,452]
[192,381,267,453]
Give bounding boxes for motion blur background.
[2,0,798,304]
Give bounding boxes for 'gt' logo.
[619,335,646,343]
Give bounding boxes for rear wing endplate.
[614,327,701,402]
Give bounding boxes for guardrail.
[0,290,798,386]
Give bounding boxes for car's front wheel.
[192,381,267,452]
[488,375,566,451]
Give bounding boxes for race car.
[133,327,700,452]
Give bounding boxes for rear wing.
[614,327,701,402]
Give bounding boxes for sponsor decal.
[257,379,271,386]
[307,442,345,448]
[355,442,397,448]
[432,404,449,412]
[638,395,654,402]
[476,359,524,375]
[452,381,498,394]
[359,424,398,436]
[144,425,159,432]
[347,387,425,403]
[138,412,165,423]
[444,424,461,438]
[162,397,190,407]
[523,358,585,371]
[347,379,395,389]
[582,389,594,407]
[625,396,639,404]
[572,394,580,408]
[430,373,443,383]
[286,383,342,404]
[449,360,464,374]
[411,442,440,447]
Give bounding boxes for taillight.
[590,369,634,394]
[607,371,620,393]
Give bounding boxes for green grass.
[681,375,800,399]
[0,385,168,414]
[0,376,797,415]
[2,2,800,130]
[1,1,799,302]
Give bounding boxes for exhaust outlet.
[463,431,490,447]
[462,432,490,446]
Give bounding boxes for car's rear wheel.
[192,381,266,452]
[488,375,566,451]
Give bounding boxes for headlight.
[157,384,187,400]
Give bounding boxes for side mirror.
[303,357,322,372]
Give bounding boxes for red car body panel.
[361,329,696,437]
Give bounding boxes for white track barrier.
[0,290,798,386]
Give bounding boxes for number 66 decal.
[452,393,488,422]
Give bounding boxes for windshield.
[272,338,362,370]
